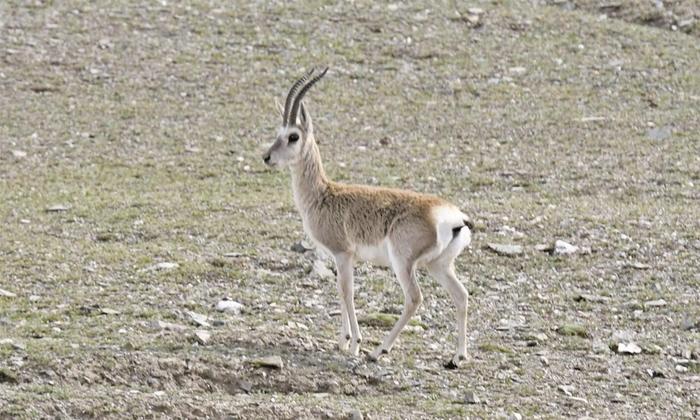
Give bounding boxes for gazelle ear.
[274,98,285,119]
[300,101,313,133]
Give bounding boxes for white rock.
[216,299,244,314]
[187,311,210,327]
[12,150,27,158]
[151,262,179,270]
[487,243,524,256]
[194,330,211,345]
[0,288,17,298]
[313,259,335,279]
[553,240,578,255]
[675,364,689,373]
[152,320,187,332]
[616,342,642,354]
[643,299,667,308]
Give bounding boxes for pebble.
[486,243,523,256]
[313,259,335,279]
[193,330,211,345]
[251,355,283,370]
[215,299,244,314]
[553,240,578,255]
[676,365,688,373]
[616,342,642,355]
[152,320,187,332]
[0,288,17,298]
[45,204,71,212]
[643,299,667,309]
[558,385,575,396]
[100,308,120,315]
[464,390,480,404]
[187,311,210,327]
[349,409,363,420]
[150,262,179,271]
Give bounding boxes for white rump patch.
[424,205,471,264]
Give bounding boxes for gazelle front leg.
[334,252,362,355]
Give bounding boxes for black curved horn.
[288,67,328,126]
[283,68,315,125]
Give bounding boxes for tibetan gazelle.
[263,68,474,368]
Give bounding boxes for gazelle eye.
[288,133,299,143]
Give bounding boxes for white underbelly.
[355,240,391,267]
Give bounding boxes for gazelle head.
[263,67,328,167]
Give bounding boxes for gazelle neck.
[290,136,328,210]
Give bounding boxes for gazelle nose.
[263,153,271,164]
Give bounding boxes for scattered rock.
[28,295,41,302]
[193,330,211,345]
[509,414,523,420]
[592,339,611,354]
[152,320,187,332]
[627,262,651,270]
[647,126,671,141]
[558,385,575,397]
[186,311,210,327]
[0,288,17,298]
[681,317,699,331]
[250,355,283,370]
[100,308,120,315]
[646,368,666,378]
[643,299,667,309]
[348,409,363,420]
[290,240,313,253]
[149,262,179,271]
[215,299,244,314]
[676,365,688,373]
[312,259,335,279]
[45,204,71,212]
[556,324,590,338]
[11,150,27,158]
[575,293,610,304]
[553,240,578,255]
[464,390,480,404]
[615,342,642,355]
[486,243,523,256]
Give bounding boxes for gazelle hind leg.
[334,252,362,355]
[427,260,468,368]
[370,258,422,361]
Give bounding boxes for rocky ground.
[1,0,699,418]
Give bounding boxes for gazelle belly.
[355,240,391,267]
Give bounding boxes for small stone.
[150,262,179,271]
[152,320,187,332]
[29,295,41,302]
[250,355,283,370]
[313,259,335,279]
[45,204,70,212]
[592,339,611,354]
[187,311,210,327]
[464,390,480,404]
[467,7,484,15]
[509,414,522,420]
[647,126,671,141]
[349,409,363,420]
[193,330,211,345]
[486,243,523,256]
[215,299,244,314]
[11,150,27,158]
[100,308,120,315]
[676,364,688,373]
[0,288,17,298]
[575,293,610,303]
[533,333,548,342]
[290,241,313,253]
[647,368,666,378]
[680,318,698,331]
[627,262,651,270]
[616,342,642,355]
[553,240,578,255]
[558,385,575,397]
[509,66,526,75]
[643,299,667,309]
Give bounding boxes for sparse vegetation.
[1,0,699,418]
